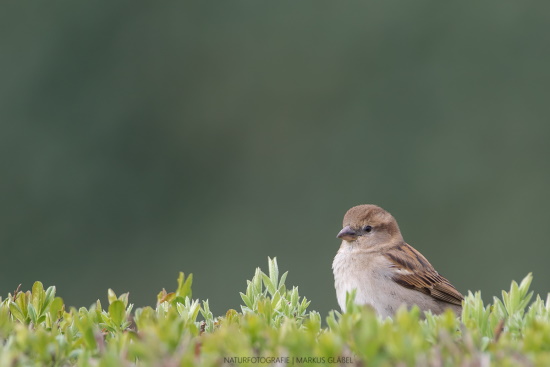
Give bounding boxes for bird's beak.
[337,226,358,241]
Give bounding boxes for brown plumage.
[333,204,463,317]
[385,243,463,306]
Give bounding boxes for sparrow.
[332,204,463,317]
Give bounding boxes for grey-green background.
[2,2,549,318]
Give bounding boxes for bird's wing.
[384,243,463,306]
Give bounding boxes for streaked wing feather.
[385,243,463,306]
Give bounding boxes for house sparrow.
[332,204,463,317]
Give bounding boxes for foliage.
[0,258,548,366]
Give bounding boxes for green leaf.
[278,271,288,290]
[173,296,186,305]
[300,297,311,314]
[109,300,125,326]
[245,281,255,299]
[107,289,117,304]
[9,302,26,323]
[519,273,533,295]
[326,310,339,331]
[31,282,45,316]
[43,286,56,312]
[176,272,193,299]
[270,290,282,309]
[257,299,273,323]
[82,324,97,350]
[15,291,29,320]
[48,297,64,323]
[345,289,358,313]
[187,299,201,323]
[134,306,155,330]
[119,292,129,307]
[268,257,279,290]
[261,273,276,296]
[253,268,262,295]
[225,309,238,324]
[290,287,298,308]
[240,292,253,309]
[28,303,38,324]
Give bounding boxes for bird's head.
[337,204,403,246]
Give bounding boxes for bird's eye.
[363,225,372,233]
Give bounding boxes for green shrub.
[0,258,548,366]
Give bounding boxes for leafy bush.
[0,258,548,366]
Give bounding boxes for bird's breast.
[332,247,387,312]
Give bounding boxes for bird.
[332,204,463,318]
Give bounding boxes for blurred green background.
[1,1,549,318]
